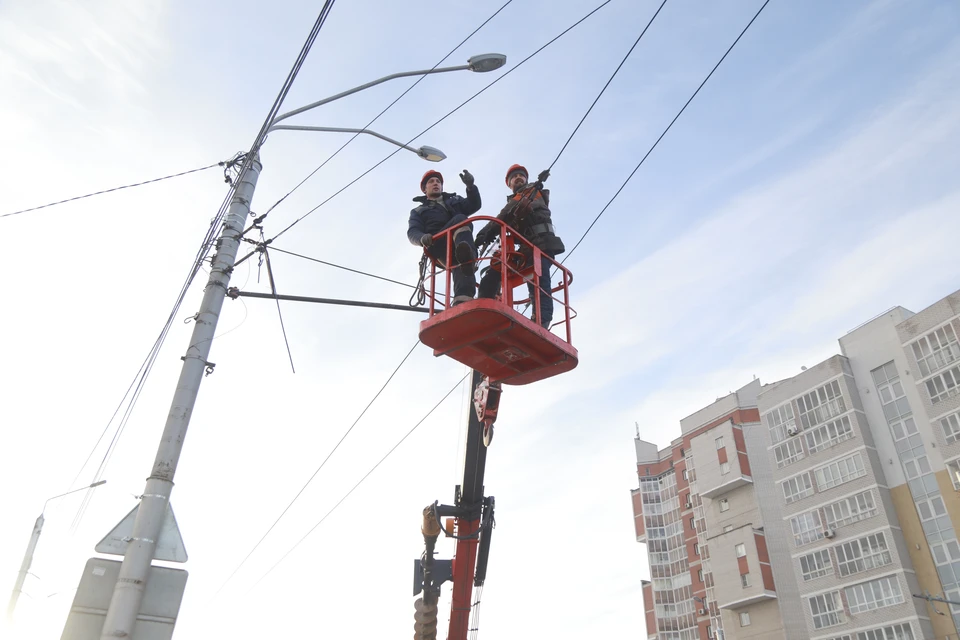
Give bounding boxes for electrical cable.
[263,247,296,373]
[247,369,471,592]
[212,339,422,598]
[561,0,771,263]
[547,0,670,171]
[267,246,418,290]
[66,0,339,528]
[1,162,221,218]
[263,0,613,246]
[256,0,515,227]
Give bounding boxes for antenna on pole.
[635,421,640,439]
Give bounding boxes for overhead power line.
[563,0,772,262]
[548,0,670,171]
[212,340,421,598]
[267,246,418,290]
[257,0,515,226]
[1,162,222,218]
[264,0,613,246]
[65,0,339,527]
[248,369,471,592]
[209,4,515,590]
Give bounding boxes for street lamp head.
[417,146,447,162]
[467,53,507,73]
[89,480,107,488]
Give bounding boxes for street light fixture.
[7,480,107,620]
[467,53,507,73]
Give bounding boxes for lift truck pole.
[413,369,496,640]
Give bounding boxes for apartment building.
[632,380,788,640]
[632,288,960,640]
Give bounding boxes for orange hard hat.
[420,170,443,192]
[505,164,528,186]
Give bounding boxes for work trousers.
[478,253,553,328]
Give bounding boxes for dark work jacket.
[477,185,564,255]
[407,185,481,246]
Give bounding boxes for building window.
[740,573,751,588]
[925,364,960,404]
[948,460,960,490]
[774,437,805,468]
[766,402,796,444]
[682,469,688,481]
[706,624,713,638]
[814,452,866,491]
[797,379,846,430]
[739,611,751,627]
[809,591,844,629]
[912,323,960,377]
[835,533,892,577]
[735,543,746,558]
[931,539,960,567]
[720,461,731,475]
[698,569,704,583]
[690,516,696,531]
[903,455,932,480]
[723,525,733,533]
[857,622,916,640]
[822,490,878,529]
[804,415,854,454]
[916,495,947,522]
[782,472,814,504]
[942,413,960,444]
[680,447,685,457]
[716,436,724,450]
[719,498,730,512]
[694,543,699,556]
[790,510,824,547]
[844,575,904,613]
[798,549,832,581]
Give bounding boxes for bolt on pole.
[98,157,262,639]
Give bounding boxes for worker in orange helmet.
[408,168,481,304]
[475,164,564,328]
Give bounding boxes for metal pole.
[98,157,262,639]
[232,290,429,313]
[267,125,423,154]
[6,514,44,621]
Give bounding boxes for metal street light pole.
[96,54,506,640]
[6,480,107,621]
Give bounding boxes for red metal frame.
[418,217,578,386]
[447,518,480,640]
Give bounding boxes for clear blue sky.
[2,1,959,638]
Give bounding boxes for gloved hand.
[459,169,474,187]
[420,233,434,247]
[475,226,493,246]
[537,169,550,183]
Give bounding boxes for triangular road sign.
[95,502,188,562]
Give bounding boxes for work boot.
[532,312,551,329]
[452,295,473,307]
[455,241,477,276]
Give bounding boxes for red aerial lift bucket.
[417,217,578,386]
